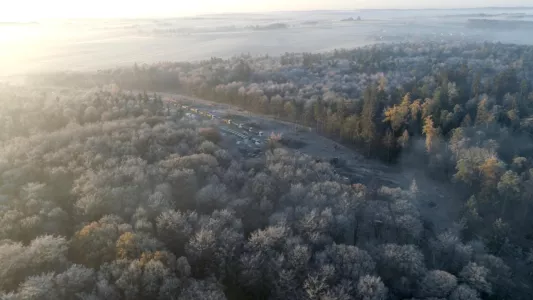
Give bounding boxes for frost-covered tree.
[356,275,388,300]
[416,270,457,298]
[449,284,481,300]
[459,262,492,295]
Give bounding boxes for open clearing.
[161,91,462,234]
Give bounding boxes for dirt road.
[161,91,462,234]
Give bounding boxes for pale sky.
[1,0,531,21]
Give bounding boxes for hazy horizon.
[2,1,533,21]
[4,6,533,21]
[3,6,533,76]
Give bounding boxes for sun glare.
[1,1,227,21]
[2,0,356,21]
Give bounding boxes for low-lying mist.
[2,7,533,76]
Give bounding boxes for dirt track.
[161,91,462,234]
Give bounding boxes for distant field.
[2,8,533,76]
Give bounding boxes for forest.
[1,40,532,300]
